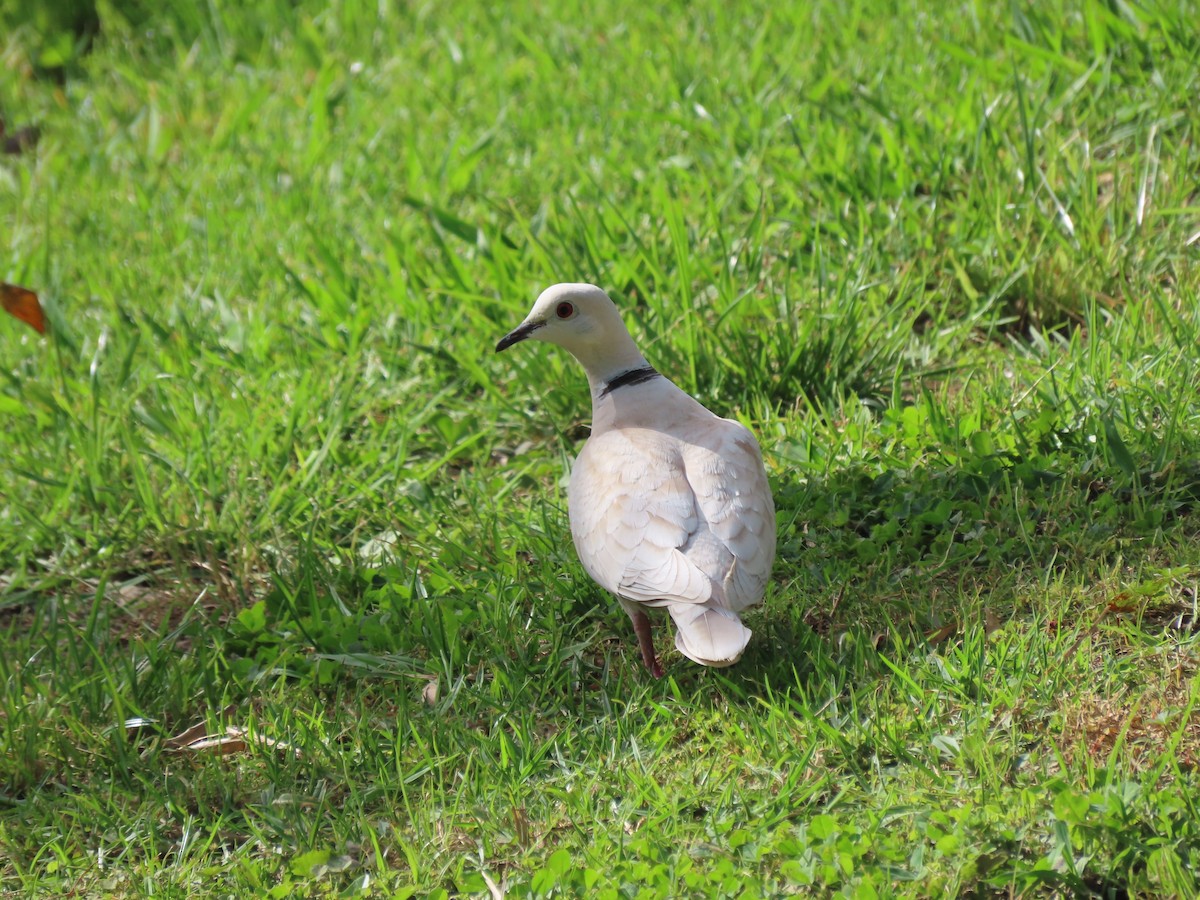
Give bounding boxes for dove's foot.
[631,609,664,678]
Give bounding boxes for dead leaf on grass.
[165,705,236,747]
[164,706,298,758]
[512,806,533,848]
[422,678,440,706]
[926,622,958,645]
[1,282,46,334]
[173,732,251,756]
[166,724,299,758]
[984,608,1002,635]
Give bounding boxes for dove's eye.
[556,301,574,319]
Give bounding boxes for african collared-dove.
[497,283,776,676]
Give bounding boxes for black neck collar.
[599,365,660,398]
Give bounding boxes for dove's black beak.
[496,320,545,352]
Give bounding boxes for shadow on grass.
[703,446,1200,698]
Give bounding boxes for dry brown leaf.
[926,622,958,645]
[512,807,532,848]
[422,679,440,706]
[984,609,1002,635]
[165,703,237,747]
[178,734,249,756]
[166,724,299,758]
[165,718,215,748]
[232,727,300,757]
[1,282,46,334]
[164,706,298,758]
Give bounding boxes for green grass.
[2,0,1199,895]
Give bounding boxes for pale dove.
[497,283,775,675]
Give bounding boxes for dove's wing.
[679,419,776,611]
[569,427,715,607]
[568,417,774,667]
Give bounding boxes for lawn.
[2,0,1199,896]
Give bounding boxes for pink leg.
[630,609,664,678]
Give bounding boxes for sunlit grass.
[2,0,1199,895]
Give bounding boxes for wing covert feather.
[568,420,774,611]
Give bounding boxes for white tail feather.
[668,604,752,667]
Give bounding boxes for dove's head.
[496,283,648,382]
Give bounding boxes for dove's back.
[568,376,775,666]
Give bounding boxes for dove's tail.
[668,604,752,668]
